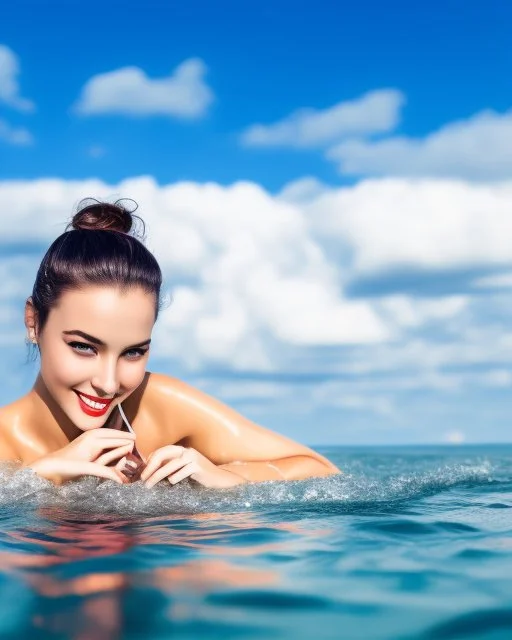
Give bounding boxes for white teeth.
[79,394,108,410]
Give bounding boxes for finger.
[168,462,197,486]
[90,429,136,440]
[114,456,127,471]
[146,445,185,465]
[140,446,185,481]
[144,458,188,488]
[75,462,128,484]
[91,438,138,458]
[143,458,186,486]
[95,443,134,466]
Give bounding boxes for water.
[0,445,511,639]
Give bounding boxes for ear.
[24,297,39,343]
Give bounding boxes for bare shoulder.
[0,404,21,461]
[141,372,223,435]
[143,372,193,401]
[143,371,269,429]
[142,372,334,468]
[141,372,201,420]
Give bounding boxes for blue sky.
[2,0,510,188]
[1,0,511,445]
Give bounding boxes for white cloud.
[302,178,512,275]
[0,177,388,373]
[328,107,512,180]
[240,89,404,148]
[3,176,512,442]
[443,430,466,444]
[196,379,292,402]
[0,178,111,242]
[74,58,213,118]
[472,272,512,289]
[278,177,332,204]
[479,369,512,387]
[0,118,33,145]
[335,325,512,381]
[138,179,388,367]
[376,295,469,330]
[0,255,41,300]
[311,383,395,416]
[4,176,512,377]
[0,45,34,112]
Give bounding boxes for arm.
[219,455,338,482]
[0,424,136,485]
[0,435,20,463]
[146,374,340,484]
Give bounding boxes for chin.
[70,414,107,432]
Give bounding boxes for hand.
[27,428,136,485]
[28,457,129,485]
[140,445,246,489]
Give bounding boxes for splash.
[0,460,492,517]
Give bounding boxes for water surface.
[0,445,511,639]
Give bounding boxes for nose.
[91,356,119,397]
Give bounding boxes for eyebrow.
[62,330,151,349]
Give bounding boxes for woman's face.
[36,285,156,431]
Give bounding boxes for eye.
[123,348,149,360]
[69,341,96,355]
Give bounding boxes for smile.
[74,390,114,417]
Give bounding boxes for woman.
[0,200,340,487]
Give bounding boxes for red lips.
[74,390,114,417]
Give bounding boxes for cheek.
[119,362,147,391]
[40,346,91,389]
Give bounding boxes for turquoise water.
[0,445,511,639]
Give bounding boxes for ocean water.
[0,445,511,639]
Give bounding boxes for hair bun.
[70,198,139,234]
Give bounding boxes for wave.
[0,460,494,516]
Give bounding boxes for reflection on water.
[0,448,509,640]
[0,506,323,639]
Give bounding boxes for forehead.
[47,286,156,336]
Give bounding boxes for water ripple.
[421,608,512,639]
[0,447,511,640]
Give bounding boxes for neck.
[32,374,82,443]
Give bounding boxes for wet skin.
[0,285,339,485]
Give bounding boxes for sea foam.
[0,460,492,517]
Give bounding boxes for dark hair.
[30,198,162,335]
